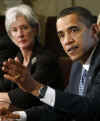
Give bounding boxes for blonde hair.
[5,4,40,39]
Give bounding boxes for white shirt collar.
[83,48,96,71]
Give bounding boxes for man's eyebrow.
[68,26,78,30]
[57,26,78,33]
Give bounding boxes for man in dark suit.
[2,6,100,121]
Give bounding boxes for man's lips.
[67,46,78,53]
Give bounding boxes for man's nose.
[63,33,73,44]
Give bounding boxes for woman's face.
[9,16,36,49]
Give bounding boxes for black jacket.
[25,42,100,121]
[25,61,82,121]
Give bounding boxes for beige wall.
[31,0,71,17]
[75,0,100,15]
[30,0,100,17]
[1,0,99,16]
[0,1,6,15]
[0,0,23,15]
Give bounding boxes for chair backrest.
[45,16,66,57]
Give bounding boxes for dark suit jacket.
[25,42,100,121]
[54,42,100,120]
[25,61,82,121]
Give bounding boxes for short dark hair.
[57,6,95,28]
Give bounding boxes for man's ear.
[91,24,99,42]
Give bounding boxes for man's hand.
[2,58,42,93]
[0,107,20,121]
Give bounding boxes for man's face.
[56,14,96,62]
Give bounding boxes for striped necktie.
[79,68,87,96]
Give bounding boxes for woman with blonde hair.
[0,4,64,111]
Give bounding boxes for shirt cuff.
[40,86,55,107]
[13,111,27,121]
